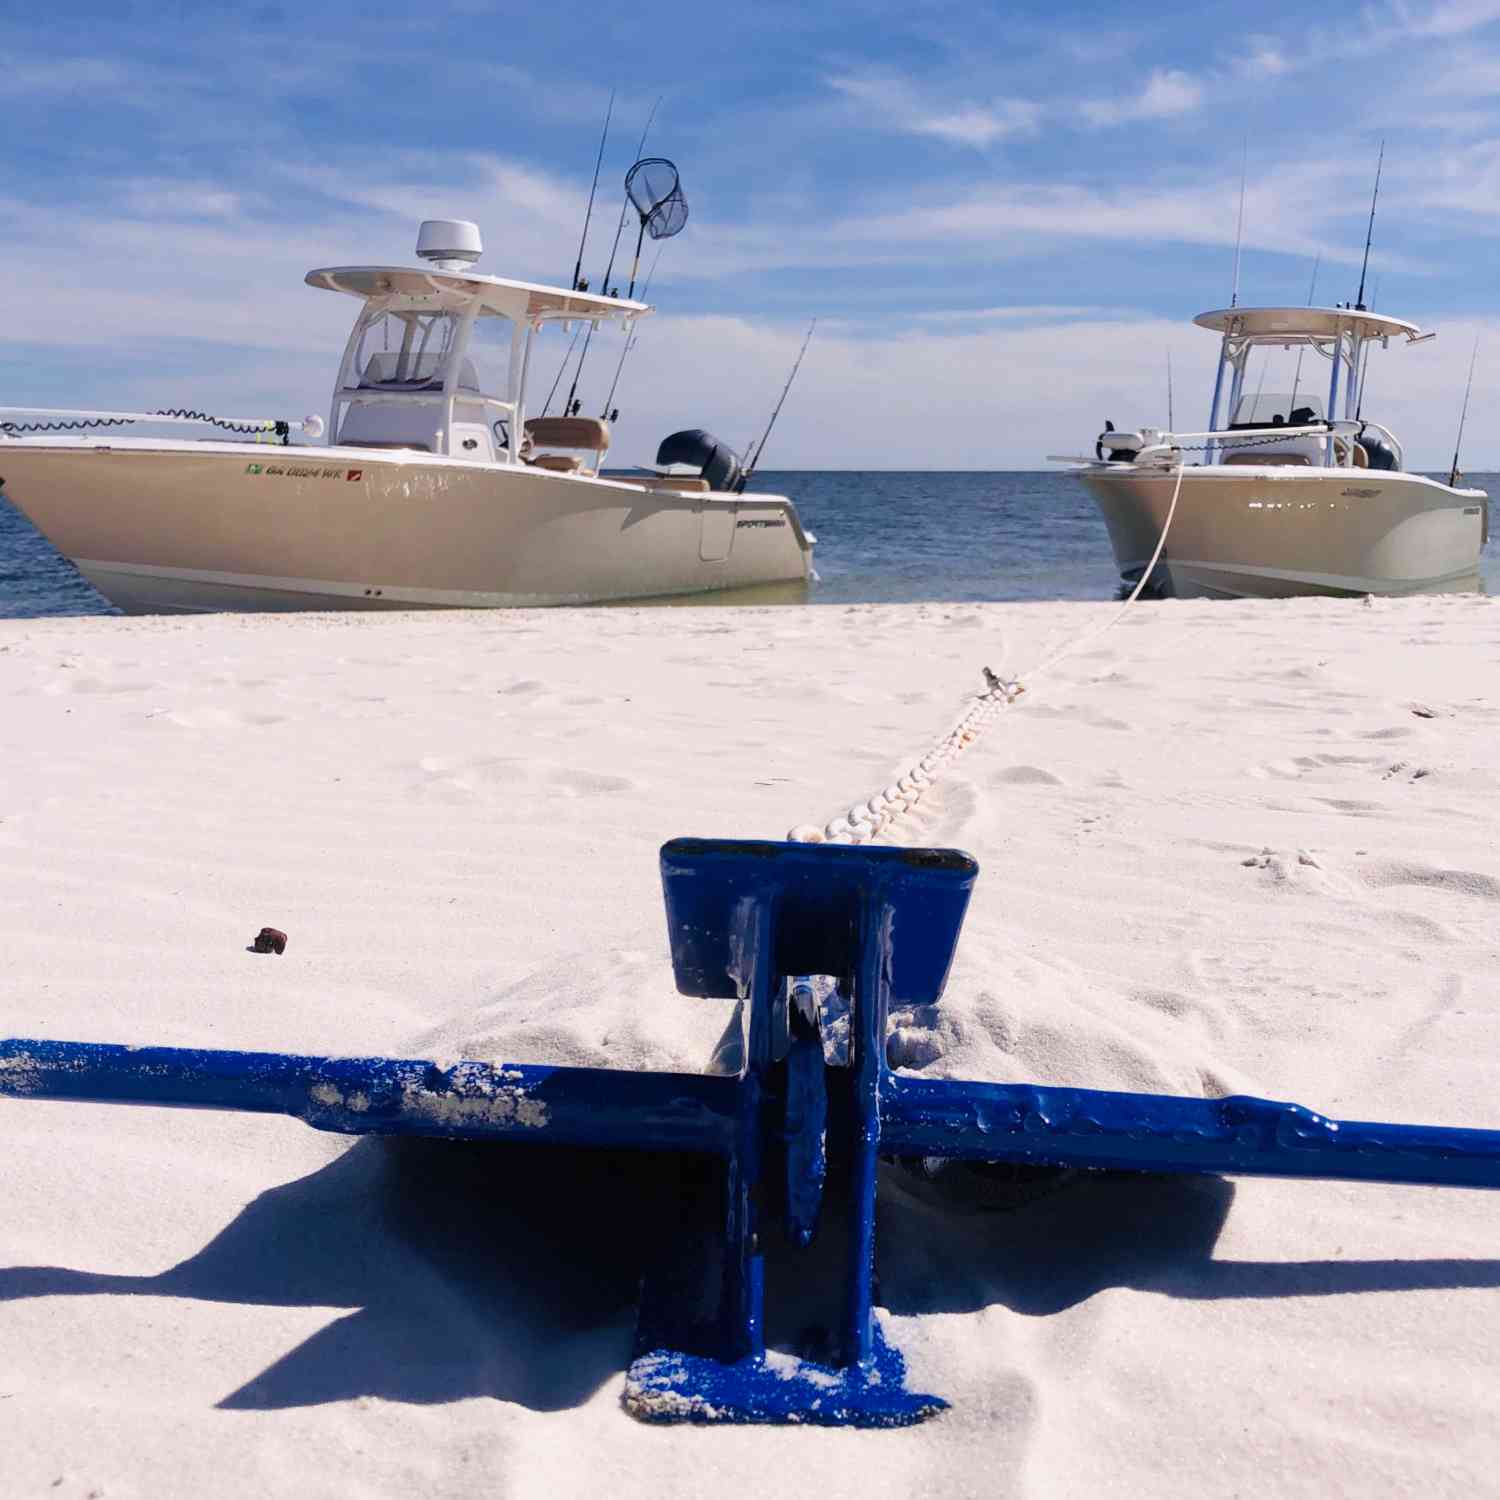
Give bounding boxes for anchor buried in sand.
[4,838,1500,1426]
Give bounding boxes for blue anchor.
[4,838,1500,1425]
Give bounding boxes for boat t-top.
[0,220,813,613]
[1058,304,1488,598]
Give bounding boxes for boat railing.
[1136,421,1380,470]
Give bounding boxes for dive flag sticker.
[346,469,363,482]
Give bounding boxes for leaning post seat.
[524,416,612,452]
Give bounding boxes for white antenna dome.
[416,219,482,271]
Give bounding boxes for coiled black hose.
[2,410,289,442]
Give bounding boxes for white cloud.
[120,181,243,221]
[828,72,1041,147]
[799,160,1423,277]
[607,310,1497,471]
[0,56,137,97]
[1081,68,1203,127]
[914,305,1108,323]
[1238,40,1293,77]
[1390,0,1500,37]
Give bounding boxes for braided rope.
[787,460,1189,847]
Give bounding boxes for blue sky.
[4,0,1500,467]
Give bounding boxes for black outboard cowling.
[655,429,743,493]
[1356,430,1398,471]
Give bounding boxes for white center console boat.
[0,220,813,613]
[1057,305,1488,598]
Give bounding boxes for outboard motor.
[1095,420,1146,463]
[1356,429,1398,471]
[655,429,743,493]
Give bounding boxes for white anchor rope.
[787,460,1188,846]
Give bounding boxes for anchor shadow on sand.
[2,1139,1498,1413]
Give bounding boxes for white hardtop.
[305,265,652,327]
[1194,306,1424,343]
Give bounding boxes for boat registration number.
[244,462,361,481]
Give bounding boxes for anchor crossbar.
[4,837,1500,1426]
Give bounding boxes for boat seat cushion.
[526,453,585,473]
[525,416,612,452]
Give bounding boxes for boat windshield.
[347,310,464,392]
[1230,392,1326,429]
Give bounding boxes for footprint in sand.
[546,767,635,797]
[1359,860,1500,901]
[412,754,532,799]
[42,675,155,697]
[1380,761,1434,782]
[993,765,1064,787]
[1314,797,1384,816]
[155,706,286,730]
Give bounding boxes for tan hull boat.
[0,438,812,613]
[1063,304,1488,599]
[0,220,814,613]
[1082,463,1486,599]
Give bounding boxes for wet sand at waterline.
[2,597,1498,1497]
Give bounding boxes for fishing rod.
[600,96,662,300]
[565,105,671,420]
[600,244,666,421]
[1166,349,1174,430]
[1230,136,1248,308]
[1447,336,1479,488]
[1354,140,1385,311]
[544,96,618,414]
[1355,275,1380,421]
[737,318,816,491]
[1289,252,1321,412]
[570,91,615,292]
[541,323,585,418]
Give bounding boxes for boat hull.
[1079,464,1488,599]
[0,440,813,613]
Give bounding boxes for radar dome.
[416,219,482,271]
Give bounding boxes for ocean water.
[0,469,1495,619]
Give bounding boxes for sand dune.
[2,595,1498,1497]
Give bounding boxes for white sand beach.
[2,595,1499,1498]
